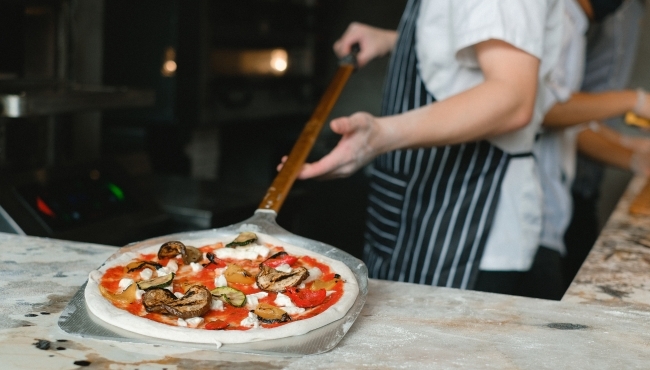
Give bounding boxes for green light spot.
[107,183,124,200]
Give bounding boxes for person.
[520,0,650,300]
[564,0,647,288]
[282,0,563,292]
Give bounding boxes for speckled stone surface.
[564,176,650,309]
[4,180,650,370]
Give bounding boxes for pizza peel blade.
[59,47,369,356]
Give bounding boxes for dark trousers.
[517,246,565,300]
[563,192,599,289]
[474,247,565,300]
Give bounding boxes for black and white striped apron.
[363,0,513,289]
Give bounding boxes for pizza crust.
[85,232,359,344]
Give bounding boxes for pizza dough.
[85,231,359,344]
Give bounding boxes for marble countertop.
[564,176,650,309]
[2,177,650,369]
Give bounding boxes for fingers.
[332,22,388,68]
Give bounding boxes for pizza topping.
[166,260,179,273]
[160,285,212,319]
[216,245,270,260]
[118,278,135,291]
[274,293,306,315]
[211,298,225,311]
[185,317,204,327]
[142,288,177,313]
[137,272,175,291]
[240,312,261,328]
[99,282,137,304]
[158,241,186,260]
[224,264,256,285]
[158,241,202,265]
[309,276,340,291]
[253,303,291,324]
[284,286,327,308]
[182,246,203,265]
[304,267,323,283]
[139,269,153,280]
[274,263,292,273]
[177,318,188,327]
[256,264,309,292]
[214,274,228,288]
[261,251,298,268]
[225,231,258,248]
[205,319,229,330]
[125,260,162,274]
[245,292,269,309]
[190,262,204,272]
[204,252,226,270]
[211,286,247,307]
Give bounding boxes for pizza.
[84,230,359,344]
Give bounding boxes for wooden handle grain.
[258,64,355,213]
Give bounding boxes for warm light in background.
[163,60,177,74]
[161,47,176,77]
[270,49,288,73]
[211,48,291,76]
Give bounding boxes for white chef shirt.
[535,0,589,255]
[415,0,564,271]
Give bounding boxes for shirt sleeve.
[451,0,549,67]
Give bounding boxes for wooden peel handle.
[258,64,355,213]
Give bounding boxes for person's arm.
[544,89,650,128]
[333,23,398,68]
[577,122,650,176]
[577,127,634,169]
[288,39,540,179]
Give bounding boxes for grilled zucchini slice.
[210,286,247,307]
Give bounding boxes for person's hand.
[333,22,397,68]
[278,112,384,179]
[633,88,650,120]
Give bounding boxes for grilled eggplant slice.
[158,241,186,259]
[142,288,178,313]
[124,260,162,273]
[158,241,203,265]
[183,245,203,264]
[137,272,175,290]
[256,264,309,292]
[253,303,291,324]
[162,285,212,319]
[225,232,257,248]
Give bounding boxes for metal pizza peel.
[59,47,368,356]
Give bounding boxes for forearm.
[544,90,637,128]
[374,40,538,152]
[375,79,535,152]
[576,128,634,170]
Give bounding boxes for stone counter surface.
[564,176,650,309]
[2,174,650,369]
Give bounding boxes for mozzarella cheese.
[214,274,227,287]
[166,260,179,272]
[240,312,260,328]
[215,245,270,260]
[118,278,133,291]
[139,269,153,280]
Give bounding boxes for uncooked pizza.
[84,231,359,344]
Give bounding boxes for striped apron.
[363,0,514,289]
